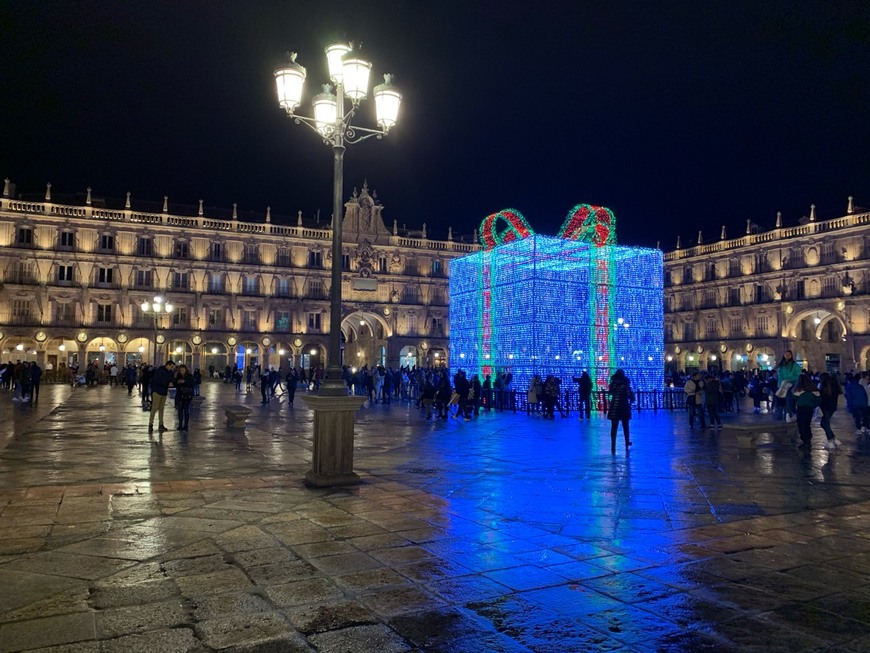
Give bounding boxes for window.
[100,234,115,251]
[275,278,290,297]
[684,323,696,340]
[704,290,716,307]
[754,284,765,303]
[823,276,837,295]
[431,287,446,305]
[137,237,153,256]
[12,299,32,323]
[17,227,33,245]
[277,248,291,267]
[795,279,805,300]
[378,256,388,274]
[97,267,114,285]
[243,276,259,295]
[705,318,719,338]
[431,317,444,336]
[404,262,419,276]
[822,241,836,262]
[307,279,325,299]
[756,315,770,335]
[275,311,291,331]
[210,242,223,261]
[208,308,224,328]
[730,316,743,336]
[244,243,259,264]
[665,323,675,341]
[242,310,258,331]
[15,262,34,283]
[172,308,188,327]
[407,314,418,333]
[341,254,351,270]
[55,303,74,325]
[174,241,189,259]
[97,304,113,323]
[729,288,741,306]
[308,250,322,268]
[57,265,73,283]
[134,270,153,288]
[432,260,443,276]
[173,272,189,290]
[307,312,322,331]
[208,273,224,293]
[682,268,693,284]
[59,231,74,249]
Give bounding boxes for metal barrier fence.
[483,389,688,414]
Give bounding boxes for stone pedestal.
[302,395,367,487]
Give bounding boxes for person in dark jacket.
[285,367,298,405]
[124,364,137,395]
[573,371,593,420]
[606,369,633,454]
[818,372,841,449]
[29,363,42,402]
[173,364,195,431]
[148,361,176,431]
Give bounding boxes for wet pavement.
[1,382,870,652]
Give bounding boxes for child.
[793,375,820,449]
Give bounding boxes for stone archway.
[342,310,392,369]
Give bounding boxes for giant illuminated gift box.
[449,232,663,392]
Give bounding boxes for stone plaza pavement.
[1,383,870,652]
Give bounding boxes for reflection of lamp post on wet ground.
[141,296,173,365]
[273,43,401,486]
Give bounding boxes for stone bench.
[224,405,252,427]
[723,421,794,449]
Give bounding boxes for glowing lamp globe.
[325,43,351,83]
[312,87,338,135]
[274,55,307,114]
[374,74,401,130]
[341,52,372,101]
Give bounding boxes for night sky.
[1,1,868,249]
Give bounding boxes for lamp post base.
[302,394,366,488]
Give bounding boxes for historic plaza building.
[0,179,477,375]
[663,199,870,375]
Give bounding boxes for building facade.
[0,180,478,375]
[663,200,870,375]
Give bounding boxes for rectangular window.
[134,270,152,288]
[55,302,74,325]
[431,288,446,305]
[402,285,420,303]
[308,279,324,299]
[97,267,114,285]
[730,316,743,336]
[308,250,322,268]
[684,323,696,340]
[729,288,741,306]
[705,318,719,338]
[704,290,716,307]
[307,312,322,331]
[242,310,258,331]
[15,262,34,283]
[137,238,153,256]
[276,278,290,297]
[243,277,259,295]
[378,256,388,273]
[275,311,291,331]
[823,276,837,295]
[277,248,291,267]
[407,314,418,333]
[97,304,113,323]
[756,315,770,335]
[172,307,188,327]
[12,299,31,323]
[208,308,224,328]
[59,231,74,248]
[341,254,351,270]
[795,280,805,300]
[17,228,33,245]
[244,244,259,264]
[822,242,836,262]
[432,260,443,276]
[57,265,73,283]
[173,272,188,290]
[431,317,444,335]
[211,242,222,261]
[174,241,189,259]
[208,273,224,293]
[100,234,115,251]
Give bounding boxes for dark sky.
[1,1,868,249]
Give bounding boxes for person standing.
[29,362,42,403]
[573,371,593,420]
[793,375,820,450]
[192,368,202,397]
[684,372,706,430]
[140,364,152,406]
[777,349,802,422]
[173,364,194,431]
[607,369,633,454]
[845,374,868,435]
[124,364,137,395]
[704,374,723,429]
[818,372,842,449]
[148,361,176,432]
[285,367,298,405]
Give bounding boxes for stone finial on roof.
[473,228,478,243]
[676,235,681,249]
[198,199,204,216]
[422,223,427,239]
[2,178,9,197]
[393,219,397,235]
[266,206,271,223]
[125,192,131,209]
[656,240,660,250]
[448,227,453,241]
[809,204,816,221]
[746,219,752,235]
[232,203,238,220]
[775,211,782,228]
[45,182,52,201]
[720,225,726,240]
[847,196,854,214]
[697,230,703,245]
[297,210,302,226]
[162,196,168,212]
[86,187,92,206]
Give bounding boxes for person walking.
[285,367,298,406]
[818,372,842,449]
[173,364,194,431]
[573,371,593,420]
[845,374,868,435]
[777,349,802,422]
[29,362,42,403]
[704,374,723,430]
[124,363,137,395]
[793,375,820,450]
[684,372,706,430]
[607,369,633,454]
[148,361,176,432]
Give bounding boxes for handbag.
[775,381,792,399]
